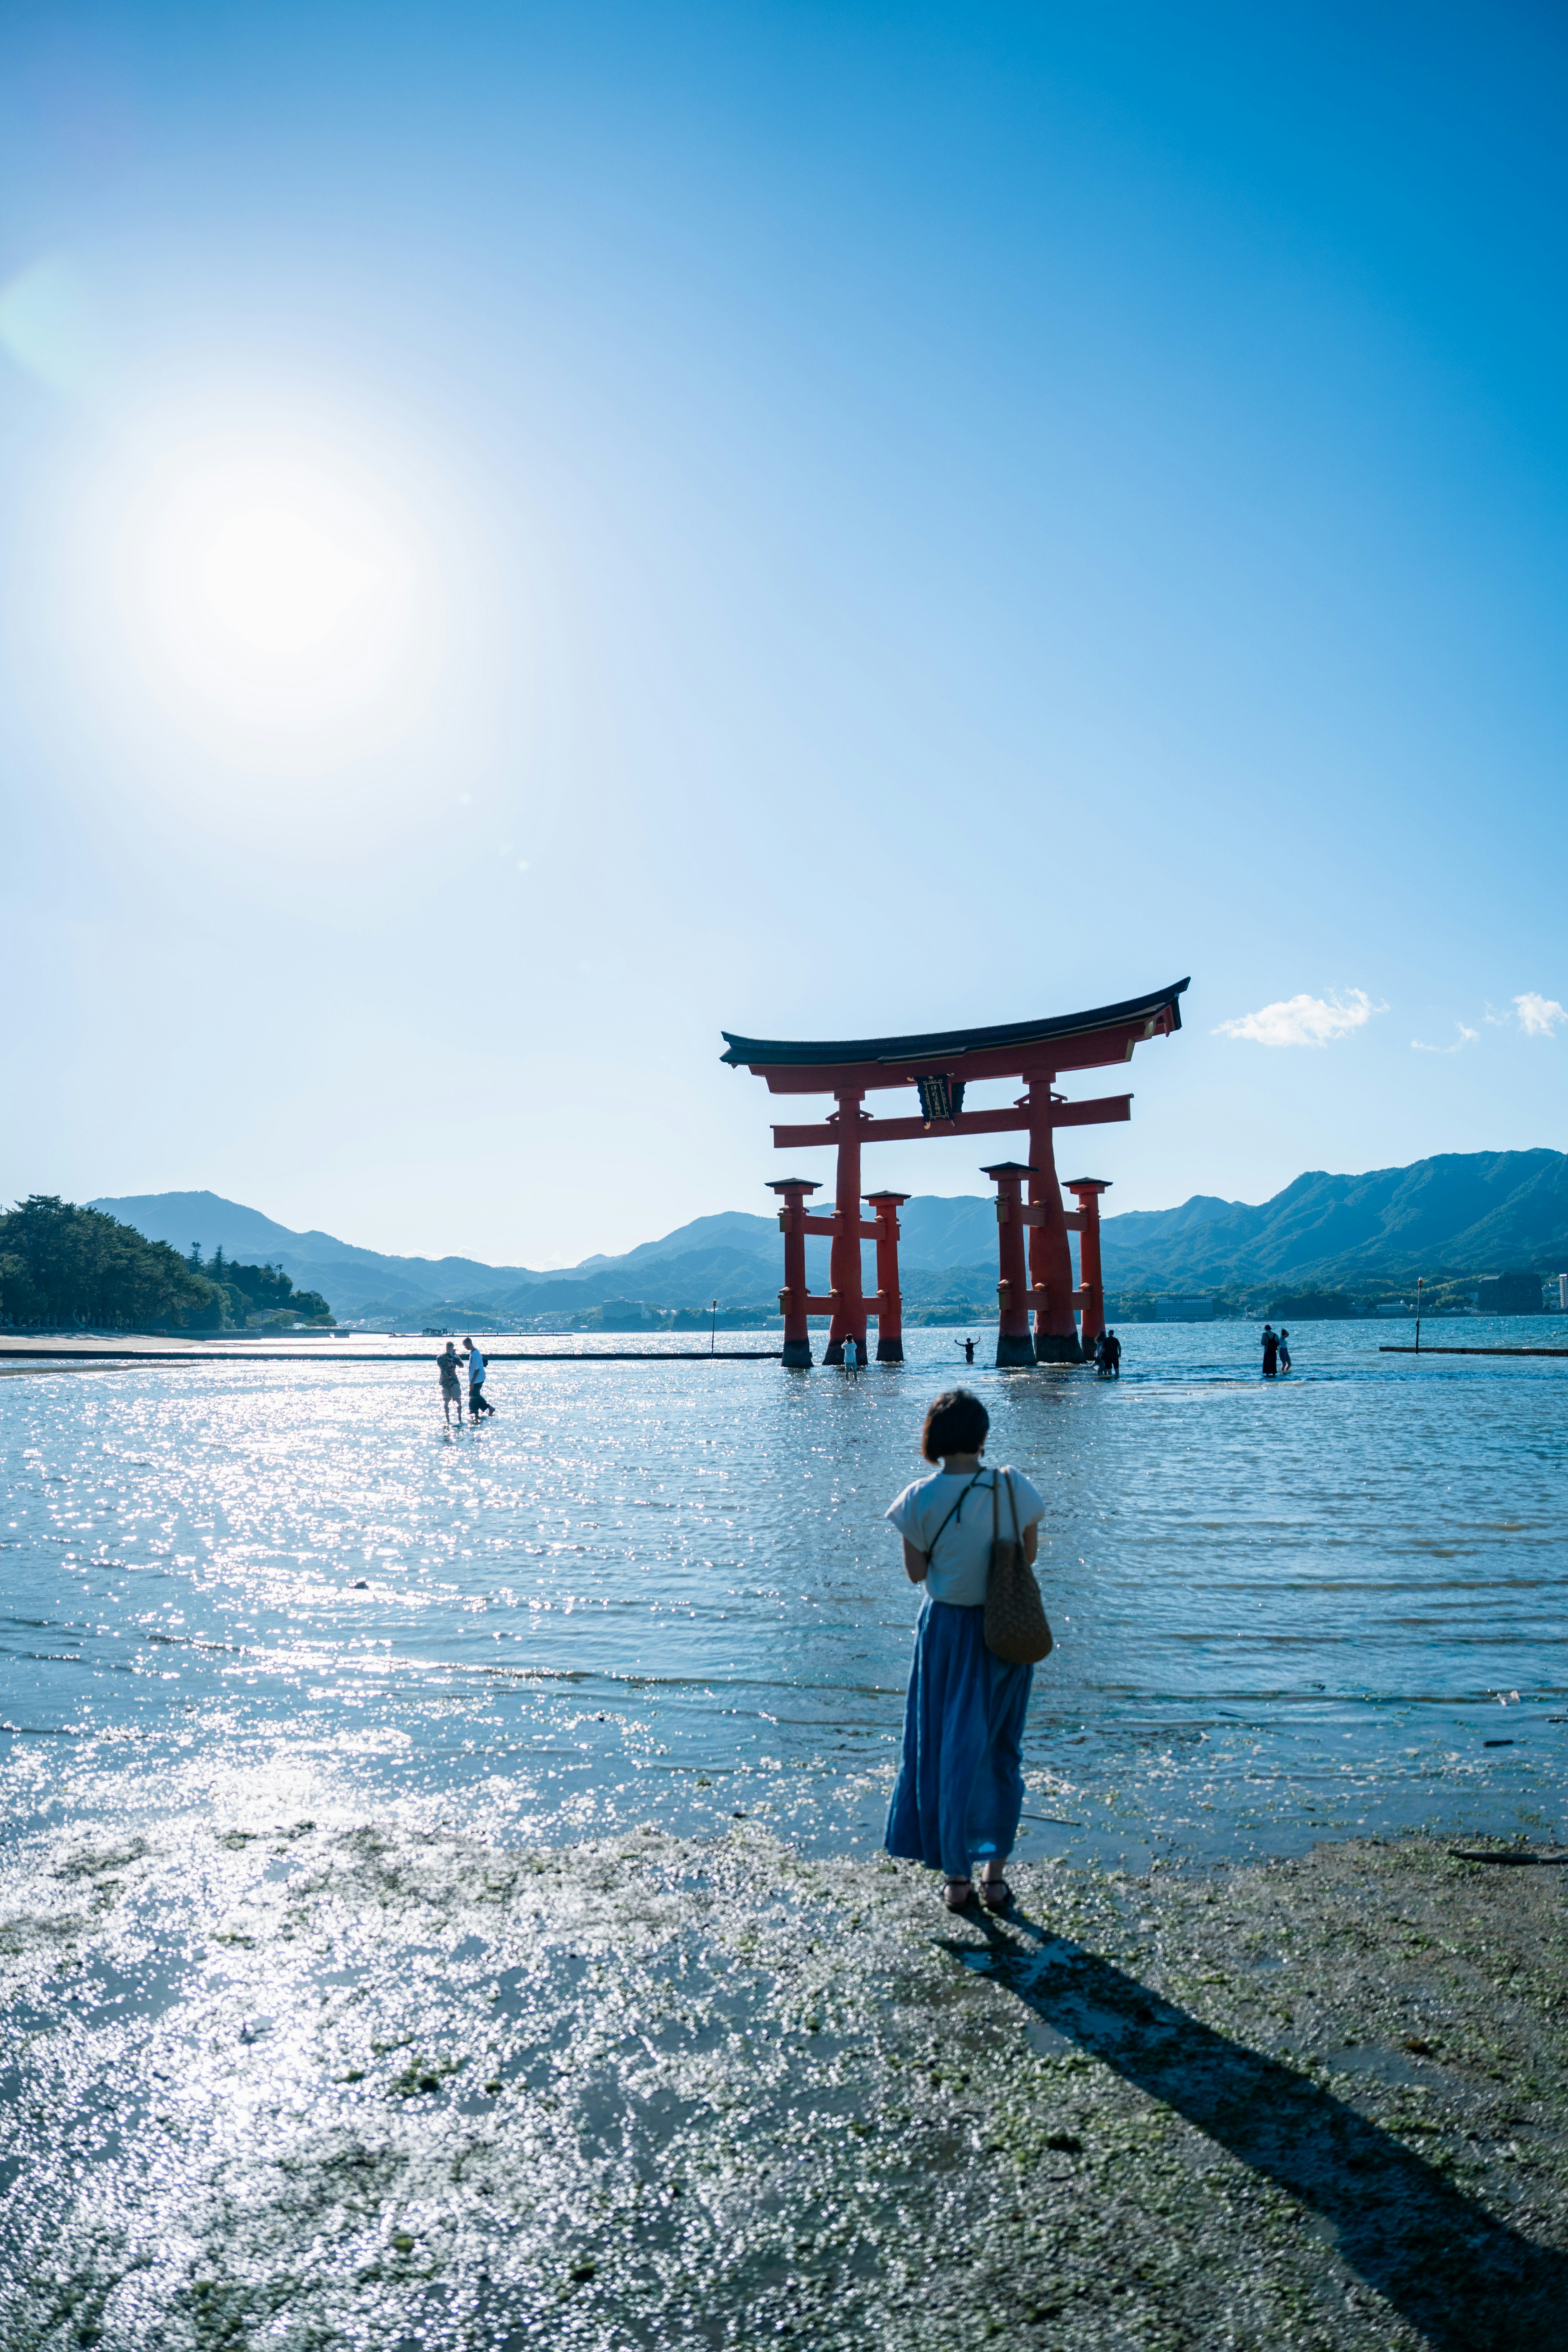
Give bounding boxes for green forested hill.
[0,1198,227,1330]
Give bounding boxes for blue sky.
[2,0,1565,1261]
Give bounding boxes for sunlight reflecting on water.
[3,1321,1565,1871]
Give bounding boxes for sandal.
[943,1878,974,1912]
[980,1876,1011,1912]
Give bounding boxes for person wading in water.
[1261,1323,1280,1377]
[437,1342,464,1427]
[883,1389,1047,1913]
[464,1337,496,1417]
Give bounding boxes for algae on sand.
[2,1821,1566,2350]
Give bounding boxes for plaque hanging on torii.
[722,980,1188,1368]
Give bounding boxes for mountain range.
[1096,1150,1568,1290]
[90,1148,1568,1324]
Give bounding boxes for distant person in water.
[842,1333,860,1380]
[884,1388,1047,1914]
[1261,1323,1279,1378]
[463,1337,496,1417]
[1278,1327,1292,1373]
[956,1336,977,1365]
[1103,1330,1122,1376]
[437,1342,463,1426]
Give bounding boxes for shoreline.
[2,1818,1563,2348]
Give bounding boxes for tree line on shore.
[0,1198,334,1331]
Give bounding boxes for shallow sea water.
[3,1322,1567,2350]
[3,1319,1565,1872]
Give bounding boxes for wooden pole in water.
[1415,1275,1422,1355]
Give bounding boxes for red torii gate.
[721,980,1187,1368]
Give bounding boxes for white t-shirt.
[467,1346,486,1382]
[885,1466,1046,1608]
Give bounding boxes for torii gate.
[721,980,1187,1368]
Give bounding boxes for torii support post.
[866,1191,909,1363]
[823,1090,867,1367]
[1026,1077,1085,1364]
[1067,1179,1110,1347]
[984,1162,1038,1369]
[768,1178,819,1368]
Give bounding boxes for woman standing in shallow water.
[884,1389,1047,1913]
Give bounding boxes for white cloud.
[1411,1023,1479,1055]
[1214,989,1383,1049]
[1515,992,1565,1038]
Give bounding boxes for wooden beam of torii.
[721,980,1187,1368]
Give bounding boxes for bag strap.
[1006,1470,1020,1544]
[923,1471,983,1564]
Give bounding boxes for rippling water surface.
[4,1321,1565,1869]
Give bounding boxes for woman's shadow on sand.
[941,1905,1567,2352]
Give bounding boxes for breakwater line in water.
[0,1345,784,1364]
[1380,1343,1568,1358]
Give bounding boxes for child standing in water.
[883,1389,1047,1913]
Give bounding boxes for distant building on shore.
[1476,1272,1544,1315]
[1153,1296,1216,1321]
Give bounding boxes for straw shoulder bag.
[983,1469,1053,1666]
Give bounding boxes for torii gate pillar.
[823,1089,867,1367]
[1067,1179,1111,1346]
[865,1191,909,1363]
[768,1178,819,1368]
[1027,1077,1085,1365]
[984,1162,1038,1369]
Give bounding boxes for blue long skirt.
[884,1601,1033,1880]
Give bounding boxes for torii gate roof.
[721,979,1189,1095]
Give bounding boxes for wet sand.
[2,1820,1564,2350]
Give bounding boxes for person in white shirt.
[842,1333,859,1379]
[463,1337,495,1418]
[883,1388,1046,1913]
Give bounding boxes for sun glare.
[90,417,452,782]
[196,501,386,666]
[144,452,414,694]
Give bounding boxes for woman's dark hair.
[921,1388,990,1463]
